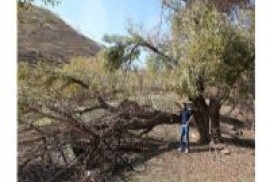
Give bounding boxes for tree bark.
[208,98,222,141]
[192,95,211,144]
[191,95,222,144]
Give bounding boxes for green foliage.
[169,1,254,99]
[102,44,126,71]
[102,34,141,72]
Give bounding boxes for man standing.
[177,102,193,153]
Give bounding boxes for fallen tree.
[18,67,189,181]
[18,92,187,182]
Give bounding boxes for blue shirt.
[180,108,191,125]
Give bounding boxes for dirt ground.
[128,124,255,182]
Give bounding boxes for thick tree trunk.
[192,95,211,144]
[192,96,222,144]
[208,98,222,142]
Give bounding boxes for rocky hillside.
[18,5,101,64]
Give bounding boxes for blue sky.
[36,0,167,44]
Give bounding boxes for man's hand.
[174,101,182,109]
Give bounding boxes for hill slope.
[18,5,101,64]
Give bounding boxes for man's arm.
[187,115,194,125]
[174,101,181,107]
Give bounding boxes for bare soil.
[129,124,255,182]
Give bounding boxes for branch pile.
[18,95,181,182]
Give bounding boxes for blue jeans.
[180,124,189,150]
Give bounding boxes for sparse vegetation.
[18,5,101,64]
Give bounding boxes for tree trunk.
[192,95,211,144]
[192,96,222,144]
[208,98,222,142]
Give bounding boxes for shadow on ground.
[221,137,255,149]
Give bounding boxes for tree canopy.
[103,0,255,102]
[170,1,254,99]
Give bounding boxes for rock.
[191,133,200,140]
[209,141,225,150]
[50,151,66,166]
[221,149,230,155]
[235,130,244,136]
[63,144,76,164]
[227,125,235,130]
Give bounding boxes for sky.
[36,0,167,45]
